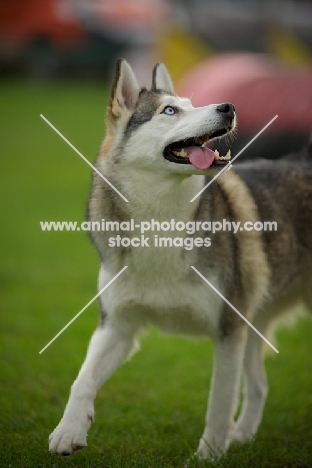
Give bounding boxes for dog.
[48,59,312,460]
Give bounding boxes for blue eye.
[163,106,175,115]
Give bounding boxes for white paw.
[231,425,254,443]
[49,412,93,455]
[185,451,214,467]
[194,437,226,462]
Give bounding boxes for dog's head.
[103,59,236,176]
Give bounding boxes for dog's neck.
[115,168,205,221]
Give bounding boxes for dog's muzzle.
[163,102,236,170]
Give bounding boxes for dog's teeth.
[218,150,232,161]
[220,150,231,160]
[214,149,220,160]
[174,148,188,158]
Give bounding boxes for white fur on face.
[119,94,234,176]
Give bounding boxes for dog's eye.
[162,106,175,115]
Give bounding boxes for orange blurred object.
[0,0,85,49]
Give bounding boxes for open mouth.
[164,129,232,170]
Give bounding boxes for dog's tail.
[282,134,312,162]
[300,133,312,161]
[307,133,312,159]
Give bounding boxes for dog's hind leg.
[195,323,248,460]
[49,320,137,455]
[231,313,269,443]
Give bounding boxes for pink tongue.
[187,146,215,170]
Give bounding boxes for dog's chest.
[95,175,223,336]
[99,243,222,337]
[126,228,197,274]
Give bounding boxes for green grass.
[1,79,312,467]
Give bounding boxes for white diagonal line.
[40,114,129,203]
[191,266,279,353]
[39,266,128,354]
[190,115,278,202]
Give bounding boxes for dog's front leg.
[232,314,269,443]
[49,321,136,455]
[196,325,247,460]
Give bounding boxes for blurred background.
[1,0,312,157]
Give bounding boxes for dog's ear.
[108,59,140,122]
[151,63,175,94]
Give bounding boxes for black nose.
[216,103,235,117]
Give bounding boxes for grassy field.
[1,79,312,468]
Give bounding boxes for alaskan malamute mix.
[49,59,312,460]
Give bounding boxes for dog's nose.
[216,103,235,118]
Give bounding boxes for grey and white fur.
[48,59,312,461]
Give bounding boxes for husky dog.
[49,59,312,460]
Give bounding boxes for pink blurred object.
[177,54,312,134]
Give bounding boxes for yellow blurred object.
[157,26,212,84]
[268,30,311,66]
